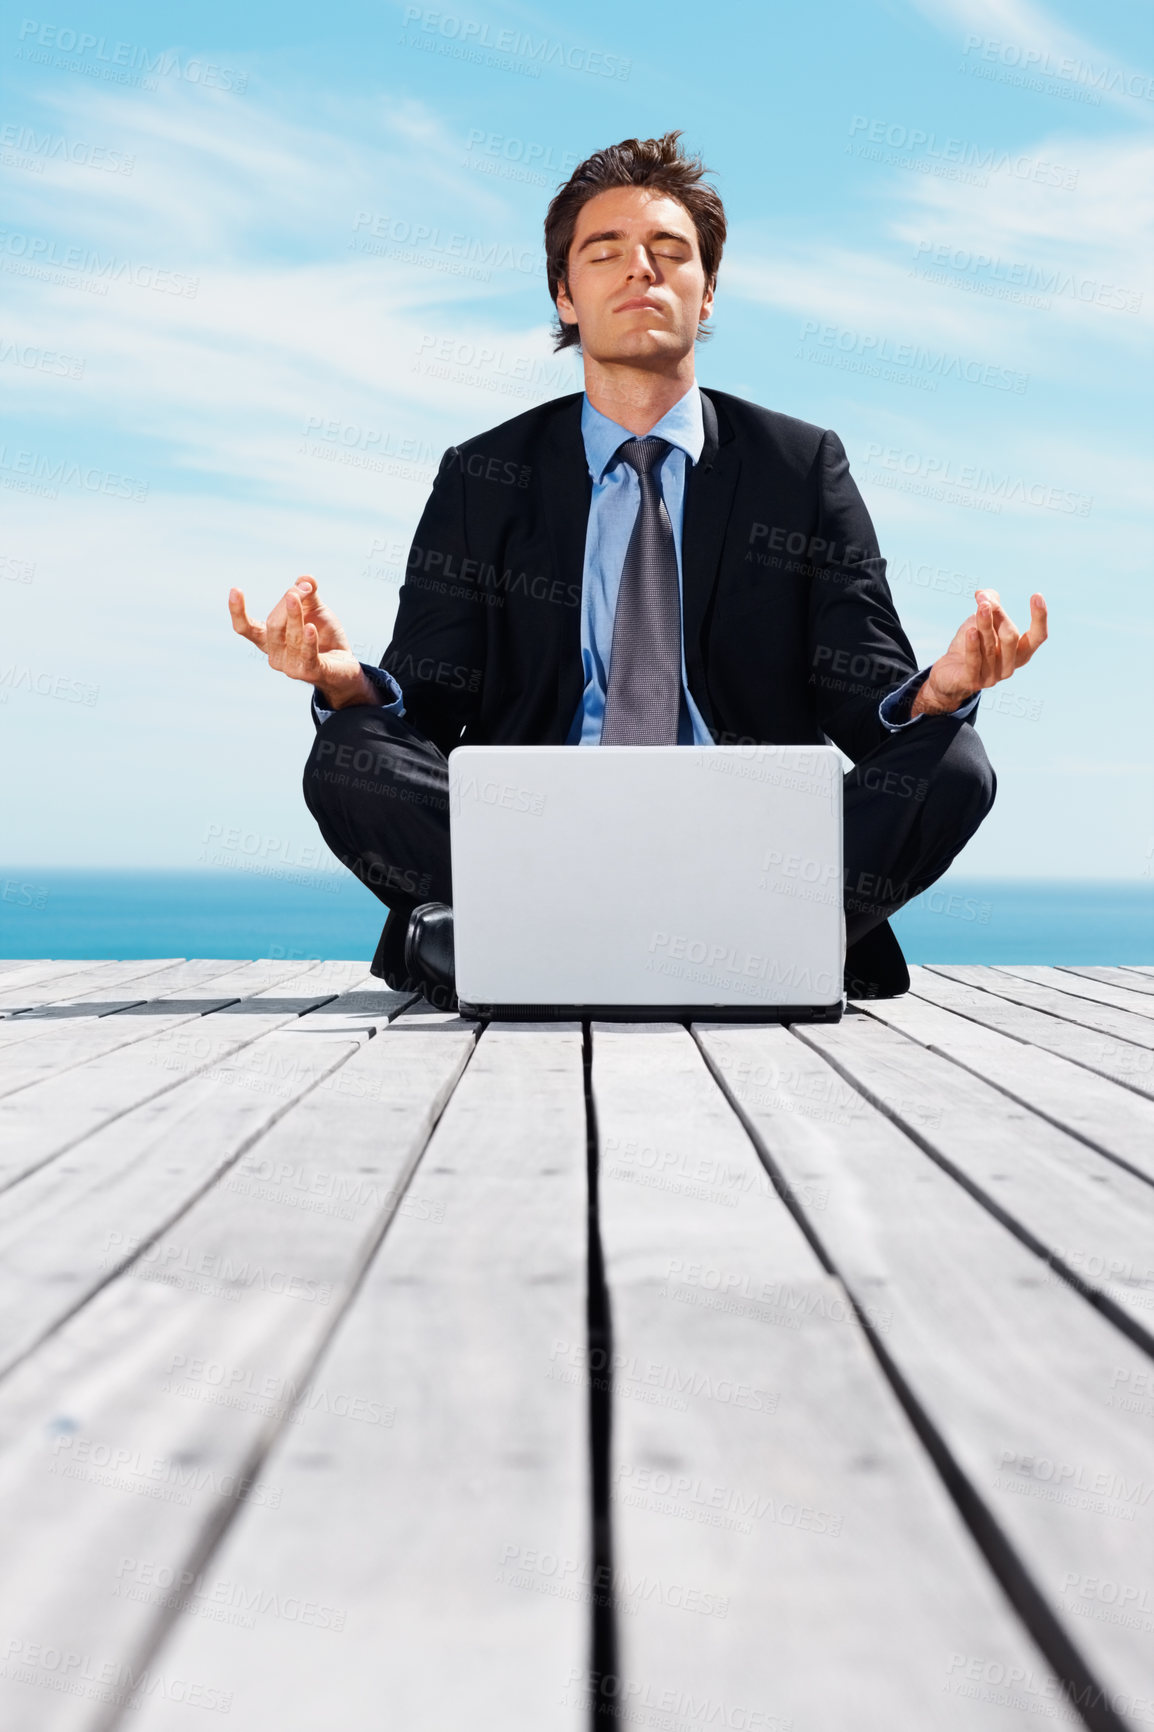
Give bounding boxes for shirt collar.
[580,381,704,482]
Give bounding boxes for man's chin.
[590,332,689,367]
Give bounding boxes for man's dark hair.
[544,130,726,353]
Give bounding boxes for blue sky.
[2,0,1151,878]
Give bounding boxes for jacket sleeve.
[807,429,921,762]
[379,447,487,758]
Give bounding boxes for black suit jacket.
[381,387,921,762]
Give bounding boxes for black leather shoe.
[369,903,458,1010]
[844,920,910,1000]
[404,902,457,1010]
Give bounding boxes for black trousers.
[303,707,996,998]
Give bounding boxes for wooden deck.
[0,957,1152,1731]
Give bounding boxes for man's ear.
[555,277,578,326]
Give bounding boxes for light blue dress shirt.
[314,382,978,738]
[567,385,711,746]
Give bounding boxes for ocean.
[0,870,1150,965]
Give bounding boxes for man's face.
[554,185,714,366]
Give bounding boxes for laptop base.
[456,998,845,1024]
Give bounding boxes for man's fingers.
[964,624,984,688]
[991,605,1018,679]
[1016,593,1049,665]
[285,588,303,651]
[282,591,323,678]
[228,588,267,648]
[975,597,999,675]
[301,622,322,676]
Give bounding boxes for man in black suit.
[230,132,1047,1005]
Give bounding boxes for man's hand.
[912,589,1048,717]
[228,577,379,709]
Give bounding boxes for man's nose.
[624,246,656,280]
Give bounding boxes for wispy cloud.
[726,126,1152,361]
[906,0,1154,119]
[2,75,575,514]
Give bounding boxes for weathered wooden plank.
[698,1022,1154,1723]
[796,1011,1154,1344]
[0,1023,590,1732]
[0,963,368,1190]
[0,960,93,994]
[1056,966,1154,1002]
[593,1022,1059,1731]
[997,965,1154,1023]
[128,1023,587,1732]
[0,965,390,1100]
[910,966,1154,1107]
[266,983,417,1039]
[932,965,1154,1048]
[856,991,1154,1186]
[0,986,415,1378]
[0,974,254,1100]
[0,961,304,1056]
[0,1014,476,1732]
[0,959,184,1016]
[131,1025,589,1732]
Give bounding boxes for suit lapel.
[540,396,591,740]
[682,389,740,723]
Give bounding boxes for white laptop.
[448,745,845,1022]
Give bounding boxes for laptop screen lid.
[448,745,844,1019]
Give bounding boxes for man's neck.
[581,358,696,436]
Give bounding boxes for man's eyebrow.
[575,227,694,254]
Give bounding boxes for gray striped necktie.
[600,436,682,745]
